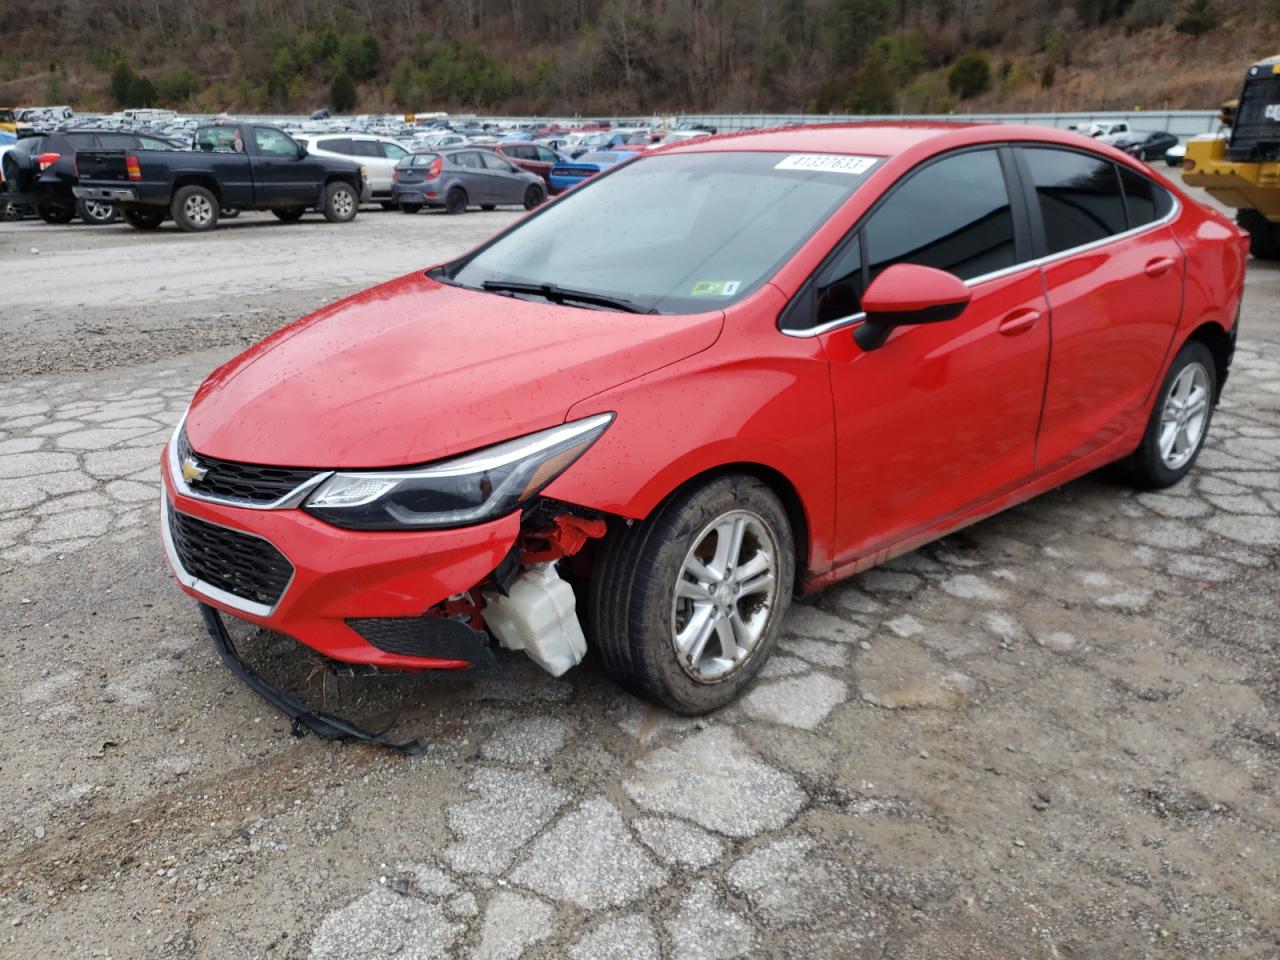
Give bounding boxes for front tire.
[122,204,164,230]
[444,187,467,215]
[323,181,358,223]
[38,204,75,224]
[76,197,118,225]
[1122,340,1216,489]
[589,475,794,714]
[523,184,546,210]
[399,202,423,214]
[171,185,219,232]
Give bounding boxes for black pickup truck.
[73,121,368,232]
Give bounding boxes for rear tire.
[1122,340,1217,489]
[171,185,219,232]
[76,197,118,225]
[38,204,75,224]
[1237,209,1280,261]
[523,184,546,210]
[444,187,467,215]
[588,474,794,714]
[122,204,164,230]
[323,181,358,223]
[272,206,305,222]
[399,203,423,214]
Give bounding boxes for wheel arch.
[172,174,222,202]
[1183,319,1235,401]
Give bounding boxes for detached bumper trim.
[73,186,139,202]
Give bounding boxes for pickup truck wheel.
[444,187,468,215]
[399,203,423,214]
[171,185,219,232]
[122,205,164,230]
[38,204,75,225]
[589,474,794,714]
[323,182,358,223]
[76,198,118,225]
[273,206,305,222]
[523,184,546,210]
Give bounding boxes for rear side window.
[1118,166,1175,228]
[351,140,382,158]
[452,151,483,169]
[865,149,1017,283]
[318,138,353,154]
[1023,147,1126,254]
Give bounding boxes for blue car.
[547,151,630,193]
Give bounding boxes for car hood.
[186,271,723,468]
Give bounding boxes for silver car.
[392,147,546,215]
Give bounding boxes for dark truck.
[73,121,368,232]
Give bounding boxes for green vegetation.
[0,0,1256,115]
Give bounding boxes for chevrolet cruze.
[163,123,1246,716]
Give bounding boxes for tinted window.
[1023,148,1126,254]
[814,237,865,326]
[865,149,1017,282]
[318,138,352,154]
[1118,166,1174,228]
[351,140,382,158]
[65,133,96,148]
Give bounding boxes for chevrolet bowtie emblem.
[181,456,209,484]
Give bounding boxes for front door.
[251,127,316,205]
[817,147,1051,562]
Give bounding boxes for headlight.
[303,412,613,530]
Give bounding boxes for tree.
[330,71,357,112]
[847,44,895,113]
[826,0,892,62]
[1175,0,1221,35]
[110,62,136,106]
[948,52,991,99]
[127,74,157,107]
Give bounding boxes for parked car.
[1165,142,1187,167]
[391,147,545,214]
[408,132,470,152]
[649,130,711,149]
[1,128,183,224]
[568,130,645,157]
[74,121,367,232]
[161,124,1244,724]
[1114,131,1179,162]
[492,141,566,191]
[295,133,409,207]
[1070,120,1130,139]
[548,151,630,192]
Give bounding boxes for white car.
[648,130,711,149]
[1070,121,1130,140]
[295,133,410,206]
[410,132,471,151]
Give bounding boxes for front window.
[254,127,298,158]
[195,126,244,153]
[445,151,882,315]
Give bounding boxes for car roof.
[657,121,1125,162]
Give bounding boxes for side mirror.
[296,142,308,159]
[854,263,971,352]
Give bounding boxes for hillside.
[0,0,1274,117]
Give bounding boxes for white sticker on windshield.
[691,280,742,297]
[774,154,877,175]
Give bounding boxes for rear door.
[1017,146,1185,473]
[451,150,490,202]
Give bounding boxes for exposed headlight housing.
[303,413,614,530]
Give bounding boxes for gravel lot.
[1,198,1277,960]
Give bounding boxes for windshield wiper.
[481,280,656,314]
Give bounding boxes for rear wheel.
[2,200,26,221]
[444,187,468,215]
[399,203,423,214]
[1122,340,1216,489]
[273,206,305,222]
[589,475,794,714]
[38,204,75,224]
[523,184,546,210]
[323,181,358,223]
[1237,209,1280,261]
[76,197,118,225]
[122,204,164,230]
[171,185,219,232]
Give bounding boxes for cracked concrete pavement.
[0,199,1278,958]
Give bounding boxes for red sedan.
[163,123,1245,718]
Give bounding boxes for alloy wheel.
[1159,361,1210,470]
[670,510,779,683]
[184,194,213,226]
[332,189,354,218]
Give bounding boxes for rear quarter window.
[1118,166,1175,228]
[1023,147,1126,254]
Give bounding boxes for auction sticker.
[691,280,742,296]
[775,154,877,175]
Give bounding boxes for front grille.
[347,616,499,672]
[168,503,293,608]
[178,428,318,505]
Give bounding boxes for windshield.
[446,151,881,314]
